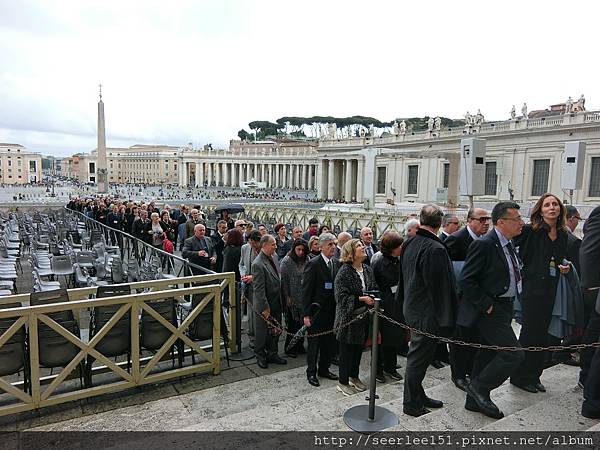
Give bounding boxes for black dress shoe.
[384,369,403,381]
[307,375,320,387]
[285,351,297,358]
[376,372,386,383]
[430,360,445,369]
[465,385,504,419]
[423,396,443,408]
[403,406,431,417]
[257,357,268,369]
[534,382,546,392]
[267,355,287,365]
[510,380,538,393]
[452,377,469,392]
[318,370,339,381]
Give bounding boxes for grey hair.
[404,218,420,233]
[319,232,336,245]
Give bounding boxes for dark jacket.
[399,228,457,333]
[251,251,282,314]
[458,229,515,328]
[107,212,123,231]
[211,232,227,273]
[362,243,378,266]
[580,206,600,289]
[222,244,242,281]
[370,251,403,341]
[567,232,582,275]
[301,254,339,332]
[133,218,151,244]
[182,235,215,273]
[334,263,376,345]
[445,226,474,262]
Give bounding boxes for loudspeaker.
[459,138,486,196]
[561,141,586,190]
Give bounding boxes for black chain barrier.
[250,301,600,352]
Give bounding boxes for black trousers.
[377,345,398,373]
[306,332,335,376]
[403,331,438,408]
[472,300,524,393]
[255,308,282,360]
[338,342,363,385]
[583,344,600,416]
[449,326,477,379]
[580,291,600,385]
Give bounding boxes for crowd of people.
[66,192,600,421]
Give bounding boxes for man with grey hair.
[334,231,352,260]
[302,232,340,387]
[185,208,203,240]
[360,227,378,265]
[398,204,458,417]
[440,214,460,241]
[283,225,303,255]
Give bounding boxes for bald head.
[194,223,206,239]
[337,232,352,248]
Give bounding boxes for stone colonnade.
[317,157,364,202]
[178,161,318,190]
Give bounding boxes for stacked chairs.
[30,289,84,387]
[0,302,29,392]
[86,285,132,386]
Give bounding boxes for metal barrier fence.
[0,273,235,417]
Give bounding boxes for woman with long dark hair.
[280,238,309,357]
[510,193,575,393]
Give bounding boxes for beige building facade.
[0,143,43,184]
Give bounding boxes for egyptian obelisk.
[97,84,108,193]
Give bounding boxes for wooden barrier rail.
[0,273,235,417]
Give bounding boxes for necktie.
[327,259,334,278]
[507,242,522,284]
[366,246,373,259]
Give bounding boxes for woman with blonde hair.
[334,238,378,396]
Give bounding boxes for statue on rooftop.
[510,105,516,120]
[565,96,573,114]
[464,111,473,127]
[573,94,586,112]
[521,103,528,119]
[392,120,399,135]
[399,120,406,134]
[427,117,434,131]
[434,116,442,131]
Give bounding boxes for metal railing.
[0,273,235,417]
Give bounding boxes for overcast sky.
[1,0,598,157]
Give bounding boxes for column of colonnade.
[181,160,319,190]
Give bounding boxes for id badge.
[324,282,333,290]
[391,285,398,294]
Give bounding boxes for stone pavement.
[12,349,597,432]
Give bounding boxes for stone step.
[480,383,596,431]
[586,421,600,431]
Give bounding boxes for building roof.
[0,143,25,148]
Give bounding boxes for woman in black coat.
[334,238,377,396]
[511,193,574,393]
[222,229,244,308]
[370,230,405,382]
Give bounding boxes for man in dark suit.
[445,207,491,390]
[580,206,600,418]
[182,223,216,274]
[302,218,319,241]
[333,232,352,261]
[302,232,340,387]
[360,226,378,265]
[459,201,525,419]
[439,214,460,241]
[252,234,287,369]
[211,220,228,273]
[399,204,457,417]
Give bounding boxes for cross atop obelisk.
[97,83,108,193]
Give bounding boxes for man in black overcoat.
[445,207,490,391]
[580,205,600,418]
[302,233,339,387]
[399,204,457,417]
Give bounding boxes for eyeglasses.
[500,216,523,222]
[448,221,459,225]
[471,217,491,223]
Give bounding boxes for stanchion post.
[343,296,398,433]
